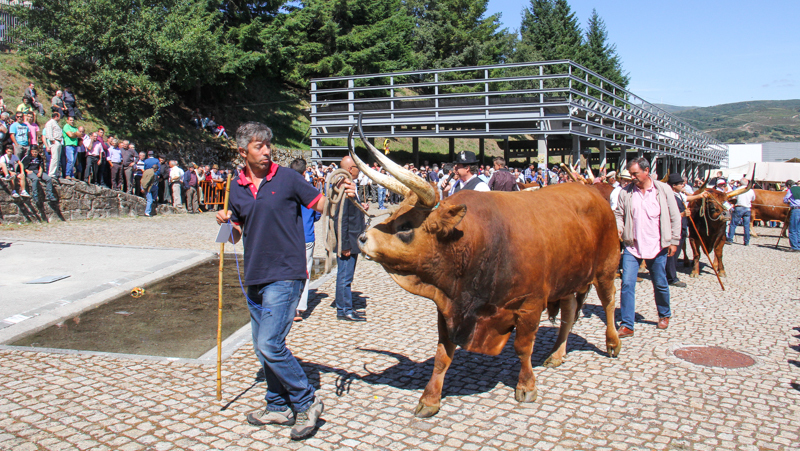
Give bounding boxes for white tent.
[706,161,800,183]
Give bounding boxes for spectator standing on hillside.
[157,155,169,203]
[22,146,55,203]
[74,126,87,181]
[43,112,62,177]
[24,112,42,153]
[84,132,102,183]
[63,86,78,119]
[120,140,137,194]
[182,163,200,213]
[9,112,30,159]
[169,160,184,209]
[62,116,80,179]
[0,113,9,146]
[107,138,123,190]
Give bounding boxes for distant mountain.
[654,103,700,114]
[672,99,800,143]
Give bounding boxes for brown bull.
[560,163,615,203]
[749,189,790,235]
[348,121,621,418]
[687,180,752,277]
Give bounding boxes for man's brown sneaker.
[290,397,324,440]
[247,406,295,426]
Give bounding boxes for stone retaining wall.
[0,178,178,224]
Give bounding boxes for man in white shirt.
[42,112,63,178]
[168,160,185,209]
[609,170,629,211]
[727,178,756,245]
[451,151,489,193]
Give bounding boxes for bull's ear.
[427,204,467,237]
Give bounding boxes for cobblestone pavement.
[1,213,799,450]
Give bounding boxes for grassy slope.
[674,99,800,143]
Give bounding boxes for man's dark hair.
[289,158,307,174]
[493,157,506,168]
[467,164,479,175]
[158,154,166,159]
[441,163,453,173]
[51,111,60,119]
[627,157,650,172]
[787,180,795,187]
[98,128,104,133]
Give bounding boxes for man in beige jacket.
[614,157,682,338]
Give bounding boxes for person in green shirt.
[62,116,80,179]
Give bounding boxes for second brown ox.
[347,122,621,418]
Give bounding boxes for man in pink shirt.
[614,157,682,338]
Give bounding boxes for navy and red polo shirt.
[229,163,323,286]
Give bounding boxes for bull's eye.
[395,222,414,244]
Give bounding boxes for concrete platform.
[0,239,212,344]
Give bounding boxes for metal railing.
[0,1,30,45]
[310,60,727,167]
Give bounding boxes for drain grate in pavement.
[673,346,755,368]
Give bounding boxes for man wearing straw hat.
[216,122,356,440]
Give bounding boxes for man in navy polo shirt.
[216,122,355,441]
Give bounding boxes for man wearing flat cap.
[452,151,489,192]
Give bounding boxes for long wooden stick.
[687,214,725,291]
[217,173,233,401]
[775,209,791,249]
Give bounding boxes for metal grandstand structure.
[310,60,727,176]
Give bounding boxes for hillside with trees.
[674,100,800,143]
[4,0,631,156]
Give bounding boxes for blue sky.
[486,0,800,107]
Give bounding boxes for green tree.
[16,0,262,130]
[408,0,510,72]
[579,9,629,89]
[263,0,416,86]
[519,0,582,62]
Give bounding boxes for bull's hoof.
[719,271,726,278]
[514,387,538,403]
[414,402,440,418]
[548,316,557,327]
[689,272,699,278]
[607,342,621,358]
[542,355,563,368]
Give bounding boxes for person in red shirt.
[216,122,356,440]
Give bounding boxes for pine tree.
[519,0,582,62]
[408,0,510,71]
[580,9,629,88]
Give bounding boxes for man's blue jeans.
[145,184,158,215]
[619,248,671,331]
[789,208,800,250]
[335,254,358,316]
[64,145,77,178]
[727,207,751,244]
[377,186,386,209]
[246,280,315,412]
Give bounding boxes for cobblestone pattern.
[0,218,798,450]
[0,178,178,225]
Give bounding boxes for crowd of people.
[0,82,242,216]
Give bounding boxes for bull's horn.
[727,164,757,199]
[560,163,579,183]
[356,114,437,207]
[660,169,669,183]
[347,126,411,197]
[695,171,711,195]
[599,158,607,171]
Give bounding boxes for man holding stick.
[215,122,356,440]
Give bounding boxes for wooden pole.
[217,173,233,401]
[687,214,725,291]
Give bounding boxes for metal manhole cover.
[673,346,755,368]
